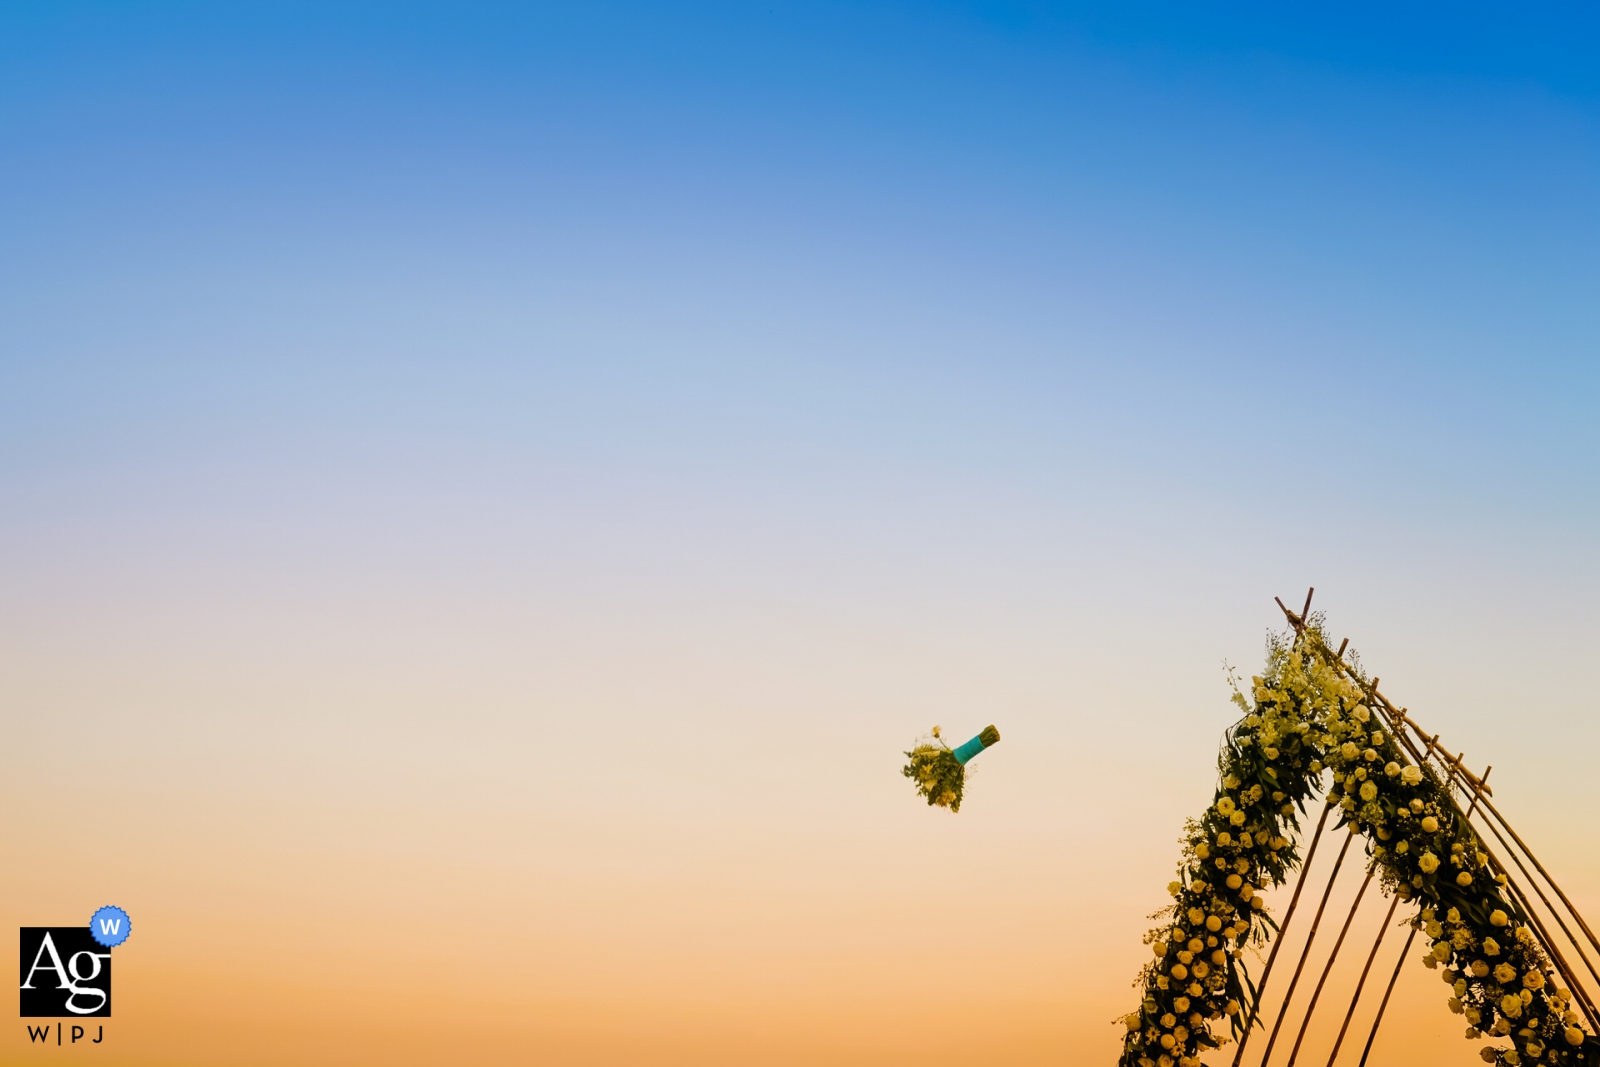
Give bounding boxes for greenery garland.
[1119,620,1596,1067]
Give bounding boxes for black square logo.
[20,928,111,1018]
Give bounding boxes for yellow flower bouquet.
[902,724,1000,813]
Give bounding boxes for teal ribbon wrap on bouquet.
[953,725,1000,765]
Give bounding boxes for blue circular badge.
[89,906,131,948]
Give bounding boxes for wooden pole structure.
[1265,594,1600,1055]
[1272,597,1599,989]
[1231,801,1337,1067]
[1440,765,1600,1031]
[1367,702,1600,1030]
[1366,709,1600,1032]
[1245,593,1600,1063]
[1458,781,1600,993]
[1357,925,1417,1067]
[1497,864,1600,1031]
[1255,832,1355,1066]
[1474,790,1600,956]
[1364,707,1600,1033]
[1323,894,1401,1067]
[1283,869,1374,1065]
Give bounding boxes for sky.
[2,3,1598,1064]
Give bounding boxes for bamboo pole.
[1379,715,1600,1021]
[1461,784,1600,996]
[1474,789,1600,957]
[1256,832,1355,1066]
[1284,869,1374,1065]
[1441,768,1600,1032]
[1421,755,1600,1032]
[1232,801,1337,1067]
[1323,894,1401,1067]
[1408,735,1600,1031]
[1497,860,1600,1031]
[1466,767,1491,819]
[1357,925,1417,1067]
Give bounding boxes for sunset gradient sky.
[3,3,1599,1064]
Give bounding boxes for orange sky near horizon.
[6,569,1596,1065]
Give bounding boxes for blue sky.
[5,4,1596,502]
[5,5,1599,707]
[5,3,1598,756]
[4,4,1598,637]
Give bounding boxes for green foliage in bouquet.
[1118,619,1595,1067]
[902,724,1001,813]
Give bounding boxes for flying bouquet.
[901,724,1001,813]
